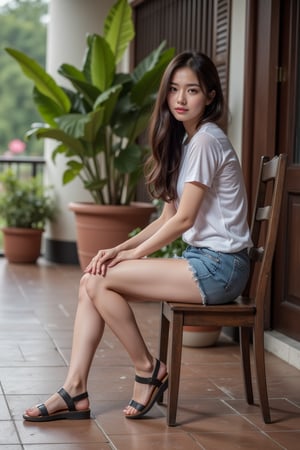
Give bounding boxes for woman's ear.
[206,90,216,105]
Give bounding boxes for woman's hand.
[84,247,118,276]
[84,247,140,276]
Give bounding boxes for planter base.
[182,326,222,347]
[2,227,43,264]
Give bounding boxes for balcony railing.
[0,155,45,177]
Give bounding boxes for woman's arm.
[115,201,177,251]
[131,182,206,258]
[86,182,206,275]
[108,181,206,265]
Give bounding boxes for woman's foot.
[23,387,90,422]
[124,358,168,419]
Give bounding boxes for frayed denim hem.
[186,261,207,305]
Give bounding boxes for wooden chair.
[158,154,287,426]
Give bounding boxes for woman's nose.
[176,91,187,105]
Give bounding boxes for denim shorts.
[181,246,250,305]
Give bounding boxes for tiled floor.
[0,257,299,449]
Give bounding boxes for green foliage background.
[0,0,48,155]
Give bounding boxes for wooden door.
[272,0,300,341]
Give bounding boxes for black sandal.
[23,387,91,422]
[126,359,168,419]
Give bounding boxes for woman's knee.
[79,272,90,290]
[81,272,106,301]
[79,273,96,300]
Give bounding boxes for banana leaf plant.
[5,0,174,204]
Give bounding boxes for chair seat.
[162,298,256,328]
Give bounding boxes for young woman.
[23,51,252,422]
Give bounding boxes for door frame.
[241,0,281,328]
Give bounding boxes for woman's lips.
[174,108,188,113]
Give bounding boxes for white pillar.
[227,0,247,160]
[44,0,114,263]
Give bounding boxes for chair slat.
[262,155,279,181]
[256,205,272,221]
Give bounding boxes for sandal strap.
[128,399,145,412]
[135,359,162,388]
[36,403,49,417]
[57,387,88,412]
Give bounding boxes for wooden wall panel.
[132,0,230,115]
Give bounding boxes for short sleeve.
[182,133,221,188]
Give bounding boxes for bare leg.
[24,276,105,417]
[24,258,201,418]
[84,258,201,416]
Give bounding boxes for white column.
[227,0,247,160]
[44,0,114,263]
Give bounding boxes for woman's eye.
[188,88,198,94]
[169,86,177,92]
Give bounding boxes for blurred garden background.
[0,0,48,247]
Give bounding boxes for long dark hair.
[145,51,224,201]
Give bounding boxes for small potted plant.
[0,169,56,263]
[5,0,174,268]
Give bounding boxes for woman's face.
[167,67,213,137]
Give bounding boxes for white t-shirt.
[175,122,252,252]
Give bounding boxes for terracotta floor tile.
[267,431,300,449]
[0,395,11,420]
[246,410,300,432]
[15,420,107,445]
[193,431,283,449]
[1,258,300,449]
[110,432,201,450]
[177,413,258,432]
[0,421,20,445]
[0,446,23,450]
[23,445,110,450]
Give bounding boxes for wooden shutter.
[133,0,231,121]
[212,0,231,102]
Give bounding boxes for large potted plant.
[0,169,56,263]
[5,0,174,268]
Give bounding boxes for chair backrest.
[246,154,287,315]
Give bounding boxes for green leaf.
[63,167,82,184]
[67,160,83,170]
[51,144,67,163]
[94,84,122,124]
[131,48,175,106]
[115,144,143,173]
[56,114,90,139]
[104,0,135,63]
[59,63,101,106]
[32,127,86,155]
[132,41,167,82]
[5,47,71,113]
[113,104,153,143]
[84,179,108,191]
[84,109,105,144]
[90,35,115,91]
[33,87,63,127]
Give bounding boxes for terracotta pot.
[2,227,43,263]
[182,325,222,348]
[69,202,156,270]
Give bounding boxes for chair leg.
[167,311,184,426]
[240,326,254,404]
[157,303,169,404]
[253,326,271,423]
